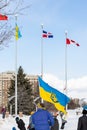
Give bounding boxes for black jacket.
[16,119,26,130]
[51,117,59,130]
[77,114,87,130]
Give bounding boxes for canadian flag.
[66,38,80,46]
[0,14,8,20]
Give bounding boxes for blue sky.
[0,0,87,98]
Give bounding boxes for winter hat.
[15,117,19,121]
[82,109,87,114]
[83,105,87,110]
[37,103,45,109]
[30,111,35,115]
[12,127,16,130]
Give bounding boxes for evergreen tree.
[8,66,34,115]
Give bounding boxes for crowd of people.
[1,103,87,130]
[15,103,68,130]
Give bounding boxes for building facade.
[0,71,39,108]
[0,71,15,107]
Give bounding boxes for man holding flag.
[32,103,54,130]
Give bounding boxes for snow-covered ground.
[0,110,82,130]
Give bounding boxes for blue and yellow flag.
[15,24,22,40]
[38,77,70,114]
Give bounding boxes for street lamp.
[33,97,40,111]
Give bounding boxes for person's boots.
[61,122,65,129]
[61,120,67,129]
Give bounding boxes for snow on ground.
[0,110,82,130]
[0,114,29,130]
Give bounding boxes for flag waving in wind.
[66,38,80,46]
[15,24,22,40]
[0,14,8,20]
[42,30,53,38]
[38,77,70,114]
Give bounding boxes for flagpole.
[41,24,44,79]
[65,30,68,111]
[41,24,44,103]
[15,15,18,116]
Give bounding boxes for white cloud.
[43,73,87,99]
[43,73,64,91]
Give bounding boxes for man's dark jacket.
[16,119,26,130]
[77,114,87,130]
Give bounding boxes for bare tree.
[0,0,31,49]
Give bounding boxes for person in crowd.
[51,112,59,130]
[32,103,54,130]
[1,105,6,119]
[77,109,87,130]
[15,117,26,130]
[27,111,35,130]
[60,111,67,129]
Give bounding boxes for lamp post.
[65,30,68,111]
[33,97,40,111]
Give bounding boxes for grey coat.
[51,117,59,130]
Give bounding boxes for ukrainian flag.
[38,77,70,114]
[15,24,22,40]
